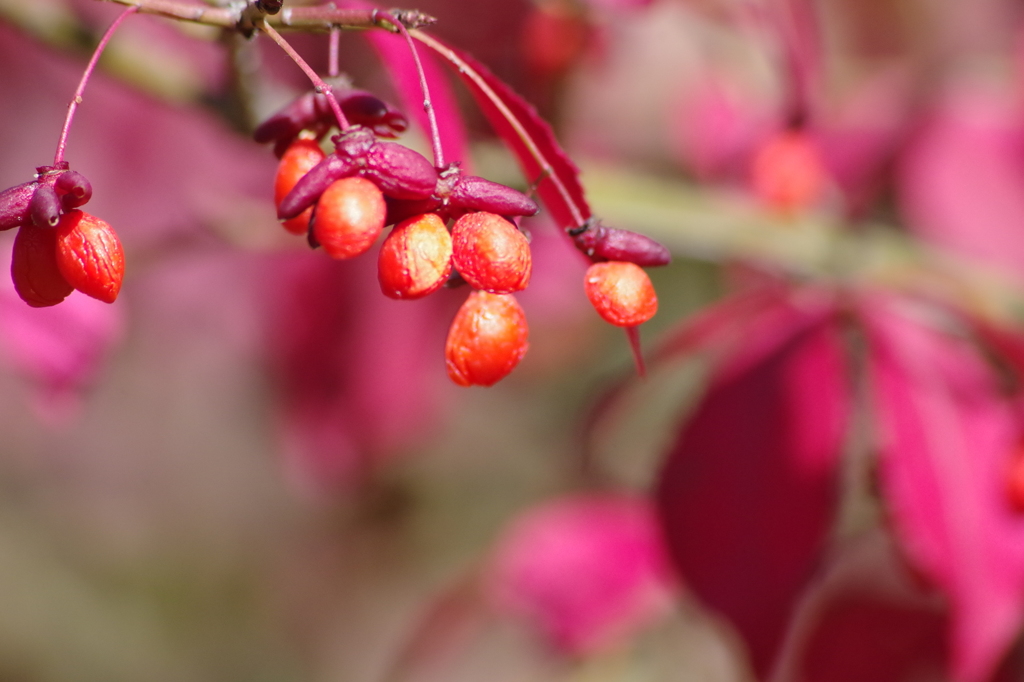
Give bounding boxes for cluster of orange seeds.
[273,138,535,386]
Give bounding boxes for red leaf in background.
[799,594,946,682]
[265,251,453,493]
[865,301,1024,682]
[345,1,471,168]
[778,531,951,682]
[413,32,591,231]
[656,300,847,678]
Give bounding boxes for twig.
[97,0,436,31]
[54,5,139,166]
[258,19,350,130]
[375,11,444,168]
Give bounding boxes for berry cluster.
[1,164,124,307]
[260,89,540,386]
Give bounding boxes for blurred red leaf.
[414,32,591,231]
[656,298,847,678]
[866,300,1024,682]
[265,250,453,493]
[797,594,946,682]
[343,0,470,168]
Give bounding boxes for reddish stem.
[626,326,647,378]
[376,11,444,168]
[412,30,588,228]
[259,20,350,130]
[54,5,139,166]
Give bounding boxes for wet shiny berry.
[584,261,658,327]
[11,225,73,307]
[55,210,125,303]
[313,176,387,260]
[275,138,326,235]
[445,291,529,387]
[377,213,452,299]
[451,212,531,294]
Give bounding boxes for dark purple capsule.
[449,175,538,217]
[0,181,37,231]
[254,90,408,148]
[571,221,671,267]
[29,184,61,228]
[277,153,356,220]
[362,140,437,200]
[55,170,92,209]
[335,90,408,139]
[254,92,320,145]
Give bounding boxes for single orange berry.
[378,213,453,299]
[1006,444,1024,512]
[451,212,531,294]
[275,138,326,235]
[55,210,124,304]
[584,261,658,327]
[445,291,529,387]
[750,130,826,213]
[11,225,74,307]
[313,176,386,259]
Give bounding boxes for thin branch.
[412,29,587,229]
[258,19,350,130]
[375,11,444,168]
[97,0,435,31]
[55,5,139,166]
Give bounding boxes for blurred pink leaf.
[811,70,909,215]
[866,300,1024,682]
[897,87,1024,275]
[487,494,676,656]
[416,33,592,231]
[265,249,454,493]
[670,74,775,182]
[656,297,847,677]
[0,242,123,421]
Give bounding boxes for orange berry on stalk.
[446,291,529,387]
[584,261,657,327]
[55,210,124,304]
[451,212,531,294]
[313,176,387,260]
[275,138,326,235]
[1006,443,1024,512]
[378,213,452,299]
[750,130,826,213]
[11,225,74,307]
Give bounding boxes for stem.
[412,30,587,228]
[258,20,350,130]
[376,12,444,168]
[328,27,340,78]
[625,326,647,378]
[97,0,436,31]
[54,5,139,167]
